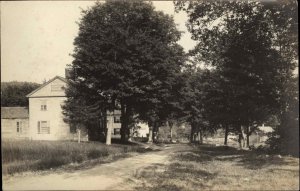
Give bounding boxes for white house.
[1,107,30,140]
[133,122,149,138]
[109,110,121,138]
[1,75,148,141]
[26,76,74,140]
[25,75,148,141]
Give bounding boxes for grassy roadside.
[2,140,151,175]
[134,144,299,191]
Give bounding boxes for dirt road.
[3,144,190,190]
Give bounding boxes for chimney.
[65,68,73,79]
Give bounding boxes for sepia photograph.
[1,0,299,190]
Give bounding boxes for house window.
[51,84,64,91]
[16,121,22,133]
[41,100,47,111]
[37,121,50,134]
[114,128,120,135]
[41,105,47,111]
[114,116,121,123]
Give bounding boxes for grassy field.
[134,144,299,191]
[2,140,148,175]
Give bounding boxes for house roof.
[26,76,67,98]
[1,107,29,119]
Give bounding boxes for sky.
[1,1,197,83]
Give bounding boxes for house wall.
[29,97,73,140]
[30,78,66,97]
[1,118,29,140]
[134,122,149,138]
[26,77,150,141]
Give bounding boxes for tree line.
[1,82,40,107]
[62,0,298,155]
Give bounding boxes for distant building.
[133,122,149,138]
[109,110,122,138]
[1,107,29,140]
[108,111,150,138]
[256,124,274,143]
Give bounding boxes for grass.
[2,140,149,175]
[134,144,299,191]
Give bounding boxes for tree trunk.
[127,106,134,142]
[120,103,126,142]
[190,123,195,143]
[169,121,173,142]
[106,112,113,145]
[200,130,203,144]
[238,125,245,148]
[120,102,130,142]
[170,126,173,142]
[152,122,159,143]
[198,128,203,144]
[242,126,246,148]
[148,126,153,143]
[238,134,242,148]
[78,129,81,143]
[224,124,228,145]
[246,126,250,148]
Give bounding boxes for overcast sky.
[1,1,197,83]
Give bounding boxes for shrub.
[87,149,109,159]
[37,156,69,170]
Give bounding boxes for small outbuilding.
[1,107,30,140]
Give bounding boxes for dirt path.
[3,144,190,190]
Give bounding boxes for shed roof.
[1,107,29,119]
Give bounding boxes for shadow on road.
[176,144,294,170]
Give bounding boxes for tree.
[267,76,299,156]
[62,76,107,142]
[264,1,298,155]
[65,0,184,143]
[175,0,298,148]
[178,67,216,144]
[1,82,40,107]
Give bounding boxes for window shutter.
[37,121,40,134]
[48,121,50,134]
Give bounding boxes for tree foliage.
[64,0,185,142]
[1,82,40,107]
[175,0,298,147]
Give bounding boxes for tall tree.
[264,1,298,155]
[175,0,298,148]
[135,65,187,143]
[178,67,214,144]
[65,0,184,142]
[62,77,107,142]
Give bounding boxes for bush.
[37,156,69,170]
[87,149,109,159]
[265,124,299,156]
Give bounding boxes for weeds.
[2,140,148,175]
[135,144,299,191]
